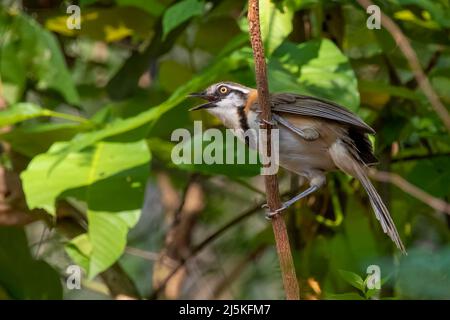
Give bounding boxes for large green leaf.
[21,140,150,278]
[0,227,62,299]
[67,210,141,279]
[162,0,204,39]
[86,210,140,278]
[21,140,150,215]
[269,39,360,110]
[259,0,293,54]
[0,13,79,104]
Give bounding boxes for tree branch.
[247,0,300,300]
[357,0,450,131]
[369,169,450,215]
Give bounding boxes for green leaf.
[259,0,293,54]
[22,140,150,278]
[365,288,380,299]
[0,14,80,104]
[0,103,48,127]
[393,0,450,28]
[0,227,62,299]
[65,234,92,272]
[87,210,140,278]
[67,210,141,279]
[21,140,151,215]
[0,103,90,129]
[162,0,204,39]
[338,269,365,292]
[342,5,382,59]
[269,39,360,110]
[358,80,423,101]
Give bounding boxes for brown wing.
[270,93,375,134]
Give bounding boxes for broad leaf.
[269,39,360,110]
[162,0,204,39]
[0,14,79,104]
[21,140,150,215]
[338,269,365,292]
[259,0,293,54]
[22,140,150,278]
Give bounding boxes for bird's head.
[189,82,255,112]
[188,82,258,130]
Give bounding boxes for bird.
[188,81,406,254]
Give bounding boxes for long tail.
[330,140,407,254]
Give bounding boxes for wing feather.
[270,93,375,134]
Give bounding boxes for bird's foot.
[258,118,277,127]
[262,203,287,220]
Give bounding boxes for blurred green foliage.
[0,0,449,300]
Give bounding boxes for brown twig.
[248,0,300,300]
[357,0,450,131]
[391,152,450,163]
[369,169,450,215]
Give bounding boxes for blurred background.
[0,0,449,300]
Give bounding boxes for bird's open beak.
[188,92,217,111]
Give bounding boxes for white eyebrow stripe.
[223,84,250,94]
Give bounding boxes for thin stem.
[43,110,92,125]
[247,0,300,300]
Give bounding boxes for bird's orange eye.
[219,86,228,94]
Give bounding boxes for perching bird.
[189,81,406,254]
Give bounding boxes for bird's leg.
[263,185,319,219]
[263,174,324,219]
[281,185,319,208]
[258,118,277,127]
[255,111,277,126]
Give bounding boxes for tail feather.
[330,140,407,254]
[354,164,407,254]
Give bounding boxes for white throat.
[207,107,242,130]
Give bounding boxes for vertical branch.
[247,0,300,300]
